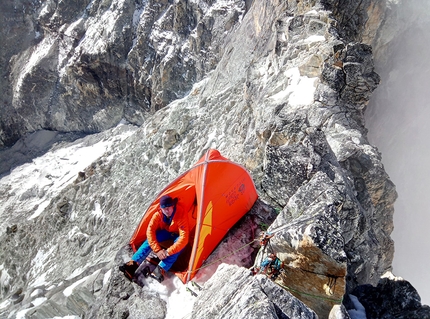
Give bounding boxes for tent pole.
[186,150,211,282]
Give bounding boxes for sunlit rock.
[192,264,318,319]
[0,0,423,318]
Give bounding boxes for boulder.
[350,272,430,319]
[192,264,318,319]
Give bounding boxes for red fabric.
[129,149,258,283]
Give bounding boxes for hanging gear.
[259,231,274,247]
[252,232,284,280]
[186,281,203,297]
[258,253,284,280]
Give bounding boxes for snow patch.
[202,130,218,150]
[31,297,47,307]
[58,18,85,76]
[30,288,44,297]
[0,264,11,289]
[381,271,403,281]
[66,268,85,280]
[29,246,56,286]
[142,275,197,319]
[68,226,89,240]
[300,35,326,44]
[0,125,135,230]
[30,272,48,288]
[305,10,320,16]
[0,299,11,310]
[164,277,196,319]
[132,1,148,28]
[103,269,112,286]
[270,68,317,107]
[14,36,56,95]
[16,308,32,319]
[63,276,89,297]
[91,201,105,219]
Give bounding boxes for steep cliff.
[0,0,429,318]
[0,0,246,147]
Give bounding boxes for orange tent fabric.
[129,149,258,283]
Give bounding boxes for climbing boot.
[142,266,151,278]
[119,260,139,281]
[151,266,165,283]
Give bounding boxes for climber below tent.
[253,253,283,280]
[119,195,189,282]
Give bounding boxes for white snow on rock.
[0,124,137,232]
[63,276,90,297]
[270,67,318,107]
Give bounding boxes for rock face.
[192,264,318,319]
[347,272,430,319]
[0,0,425,318]
[0,0,246,147]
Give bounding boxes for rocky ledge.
[1,0,429,318]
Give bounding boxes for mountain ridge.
[0,0,428,318]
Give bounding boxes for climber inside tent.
[124,149,258,284]
[119,194,190,282]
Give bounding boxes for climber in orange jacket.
[120,195,190,282]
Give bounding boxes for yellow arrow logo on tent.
[202,200,213,236]
[193,201,213,267]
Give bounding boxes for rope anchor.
[252,232,283,280]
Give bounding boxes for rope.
[180,235,343,313]
[182,232,344,305]
[267,239,276,255]
[257,233,343,304]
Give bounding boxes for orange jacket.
[146,203,190,256]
